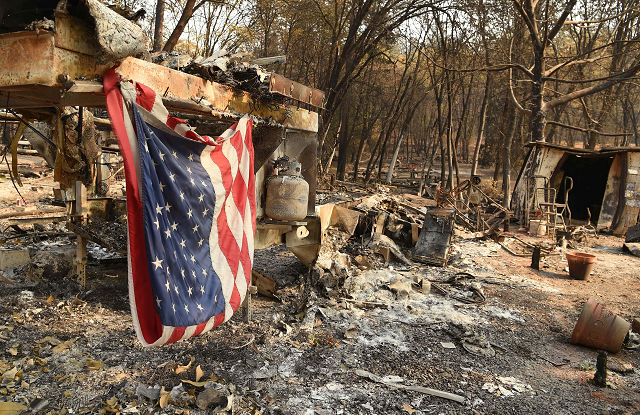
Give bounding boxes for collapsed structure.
[512,142,640,235]
[0,0,325,285]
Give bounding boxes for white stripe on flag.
[200,145,235,320]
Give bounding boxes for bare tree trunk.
[493,147,501,182]
[386,134,403,183]
[336,104,350,181]
[352,134,367,182]
[364,133,383,183]
[471,3,491,176]
[445,78,454,189]
[471,77,489,176]
[320,118,341,178]
[627,97,640,146]
[163,0,199,52]
[153,0,165,52]
[503,108,517,209]
[324,143,337,175]
[417,155,429,197]
[451,131,460,188]
[446,124,454,189]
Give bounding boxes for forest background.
[118,0,640,205]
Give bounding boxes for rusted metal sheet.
[613,152,640,234]
[0,24,320,134]
[0,12,107,90]
[597,154,622,230]
[0,31,56,88]
[55,47,107,83]
[116,58,319,132]
[286,216,322,267]
[268,73,325,109]
[413,208,455,266]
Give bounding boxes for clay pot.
[571,298,631,353]
[566,252,596,280]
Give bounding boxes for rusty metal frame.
[0,12,323,268]
[0,14,319,133]
[268,73,325,109]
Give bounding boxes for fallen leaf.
[195,365,204,382]
[12,312,22,323]
[344,325,358,339]
[401,403,416,414]
[53,339,74,353]
[46,295,54,304]
[159,387,170,408]
[0,402,27,415]
[87,358,105,371]
[0,326,13,331]
[64,390,73,397]
[2,367,18,380]
[21,380,29,389]
[72,294,86,307]
[37,336,61,346]
[7,347,18,356]
[105,396,118,406]
[175,356,195,375]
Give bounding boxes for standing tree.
[153,0,164,51]
[510,0,640,146]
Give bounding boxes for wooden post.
[73,181,87,287]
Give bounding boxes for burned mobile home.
[0,0,325,286]
[512,142,640,235]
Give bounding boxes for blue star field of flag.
[132,105,225,327]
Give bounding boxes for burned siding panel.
[512,146,565,223]
[597,154,622,230]
[614,152,640,235]
[0,31,56,88]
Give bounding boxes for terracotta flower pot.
[566,252,596,280]
[570,298,631,353]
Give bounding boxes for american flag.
[104,68,255,346]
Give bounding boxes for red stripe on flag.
[229,285,241,313]
[239,233,252,287]
[166,327,185,344]
[104,70,161,346]
[134,83,157,112]
[166,117,183,130]
[216,206,241,277]
[231,168,248,223]
[214,313,225,327]
[209,146,242,281]
[193,322,207,337]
